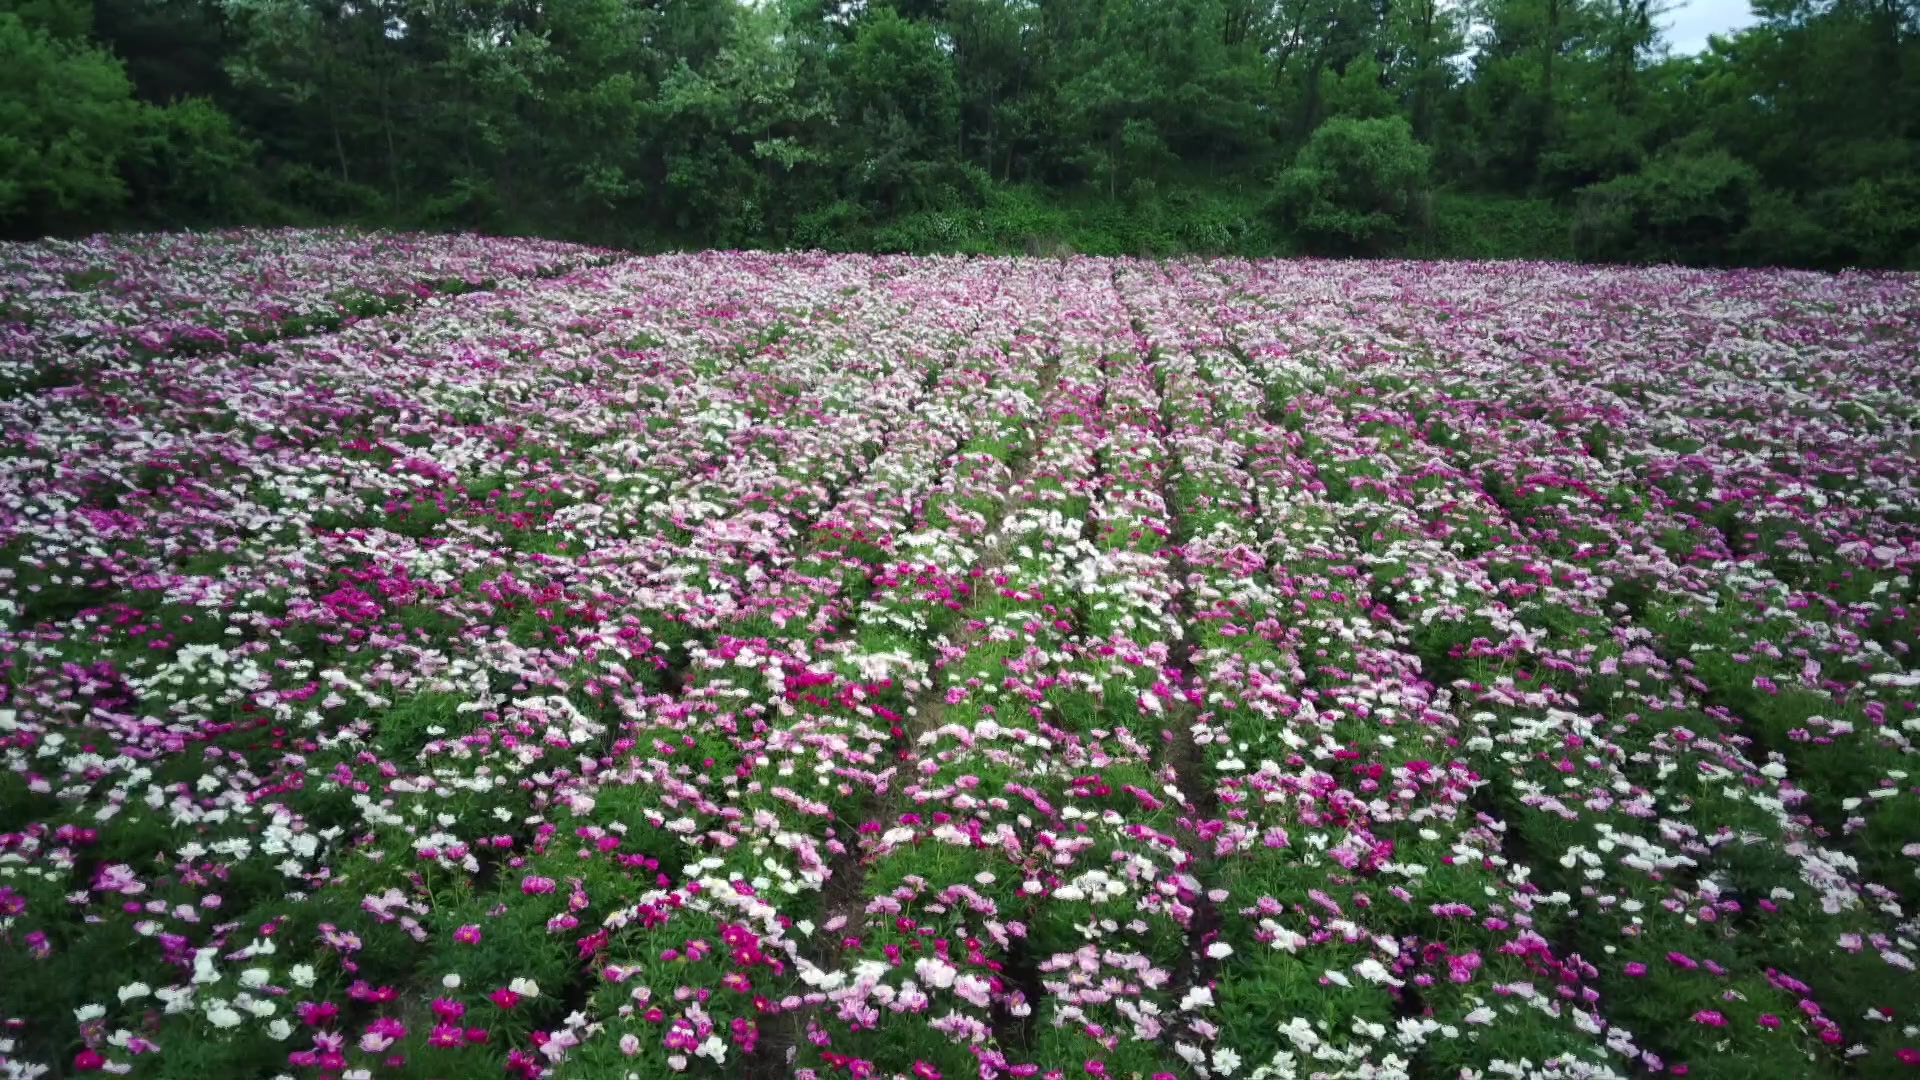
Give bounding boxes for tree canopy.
[3,0,1916,265]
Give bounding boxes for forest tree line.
[3,0,1918,265]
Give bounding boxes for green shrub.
[1732,189,1842,268]
[1271,115,1432,255]
[979,186,1075,253]
[267,161,389,221]
[1825,176,1920,268]
[820,183,1278,258]
[0,11,145,233]
[1573,140,1760,265]
[1418,192,1574,260]
[867,208,984,253]
[128,96,261,227]
[420,175,507,233]
[790,199,869,250]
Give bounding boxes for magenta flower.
[10,237,1920,1080]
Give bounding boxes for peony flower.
[428,1023,464,1049]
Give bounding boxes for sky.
[1661,0,1760,54]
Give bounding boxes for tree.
[0,10,145,233]
[654,1,832,243]
[947,0,1036,179]
[1273,113,1431,252]
[1317,53,1396,119]
[0,0,1909,265]
[128,96,261,226]
[1572,136,1760,263]
[1386,0,1466,140]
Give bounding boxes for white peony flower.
[1180,986,1215,1010]
[915,958,958,989]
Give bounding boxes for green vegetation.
[1273,116,1432,255]
[2,0,1917,265]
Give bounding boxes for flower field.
[2,230,1918,1080]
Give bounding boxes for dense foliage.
[1273,116,1432,254]
[3,229,1920,1079]
[2,0,1918,263]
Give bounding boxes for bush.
[979,186,1075,253]
[1733,177,1920,271]
[1826,176,1920,268]
[266,162,389,221]
[1732,189,1842,268]
[128,97,261,227]
[1572,140,1760,265]
[1418,192,1574,261]
[793,183,1281,258]
[866,208,984,254]
[419,175,506,234]
[0,11,145,235]
[790,199,870,251]
[1271,115,1431,255]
